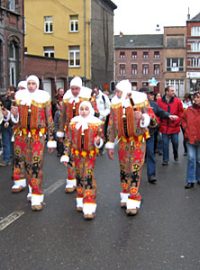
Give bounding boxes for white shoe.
[12,179,26,193]
[76,198,83,212]
[83,203,97,219]
[120,192,129,208]
[31,194,44,211]
[27,185,32,202]
[65,179,76,193]
[126,198,141,216]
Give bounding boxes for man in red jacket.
[157,86,184,165]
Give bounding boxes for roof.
[114,34,163,49]
[189,12,200,22]
[102,0,117,10]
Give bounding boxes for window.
[43,46,54,58]
[190,57,200,68]
[9,42,18,86]
[166,37,185,48]
[69,15,78,32]
[119,51,125,59]
[154,51,160,59]
[166,58,184,72]
[9,0,15,11]
[191,42,200,52]
[119,64,126,75]
[142,64,149,75]
[44,16,53,33]
[191,27,200,36]
[132,51,137,59]
[143,51,148,59]
[165,79,184,97]
[154,64,160,75]
[142,82,148,87]
[69,46,80,67]
[131,64,137,75]
[131,82,137,90]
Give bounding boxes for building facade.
[24,0,116,88]
[0,0,24,94]
[114,34,163,92]
[186,12,200,92]
[23,55,68,98]
[114,29,188,97]
[163,26,187,97]
[114,12,200,97]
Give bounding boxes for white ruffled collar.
[73,115,101,132]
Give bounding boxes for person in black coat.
[140,88,177,183]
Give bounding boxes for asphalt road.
[1,138,200,270]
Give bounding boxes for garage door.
[43,79,52,98]
[56,79,64,90]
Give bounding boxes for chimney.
[156,24,160,32]
[187,7,190,20]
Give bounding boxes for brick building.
[114,34,163,92]
[23,54,68,98]
[186,12,200,92]
[0,0,24,94]
[114,12,200,97]
[163,26,187,97]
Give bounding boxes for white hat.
[70,76,82,88]
[116,80,132,100]
[27,75,40,89]
[17,80,27,89]
[116,80,132,94]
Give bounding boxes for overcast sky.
[112,0,199,35]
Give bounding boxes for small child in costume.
[61,101,104,219]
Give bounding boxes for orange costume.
[57,77,98,193]
[11,75,56,210]
[61,101,104,219]
[106,80,151,215]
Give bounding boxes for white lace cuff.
[47,140,57,148]
[56,131,65,138]
[60,155,69,163]
[105,141,115,149]
[140,113,150,128]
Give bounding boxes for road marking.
[44,179,65,196]
[0,210,25,231]
[0,179,65,232]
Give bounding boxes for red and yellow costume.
[58,80,98,192]
[62,101,103,219]
[11,76,55,209]
[106,80,151,215]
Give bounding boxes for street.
[0,138,200,270]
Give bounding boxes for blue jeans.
[146,135,156,178]
[186,143,200,183]
[162,133,179,162]
[2,125,12,163]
